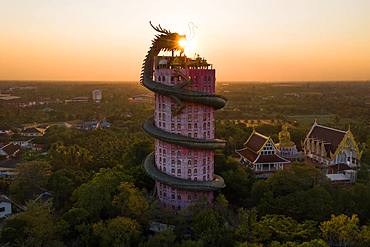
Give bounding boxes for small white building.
[92,89,102,103]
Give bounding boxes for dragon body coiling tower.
[141,23,226,210]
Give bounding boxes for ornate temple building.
[141,23,226,210]
[236,130,291,178]
[275,124,301,161]
[303,121,362,182]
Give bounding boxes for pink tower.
[141,24,226,210]
[143,56,226,210]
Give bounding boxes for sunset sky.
[1,0,370,82]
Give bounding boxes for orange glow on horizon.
[0,0,370,82]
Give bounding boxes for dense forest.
[1,81,370,246]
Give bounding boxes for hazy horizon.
[1,0,370,81]
[1,80,369,85]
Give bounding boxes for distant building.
[0,93,21,101]
[149,221,175,233]
[74,119,111,131]
[303,121,361,183]
[21,127,46,137]
[0,143,20,159]
[275,124,302,161]
[92,89,102,103]
[100,119,111,128]
[75,120,100,130]
[64,96,89,103]
[0,167,17,178]
[129,93,154,103]
[0,195,12,218]
[236,130,291,178]
[0,129,13,136]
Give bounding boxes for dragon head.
[150,21,186,53]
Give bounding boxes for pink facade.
[153,64,216,210]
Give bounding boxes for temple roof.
[22,127,44,134]
[236,148,258,163]
[1,143,20,156]
[306,122,347,155]
[244,131,269,153]
[254,154,290,164]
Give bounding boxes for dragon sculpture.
[140,22,227,111]
[141,22,227,150]
[141,22,226,192]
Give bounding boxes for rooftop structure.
[140,22,226,210]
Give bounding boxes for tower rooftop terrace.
[155,55,212,70]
